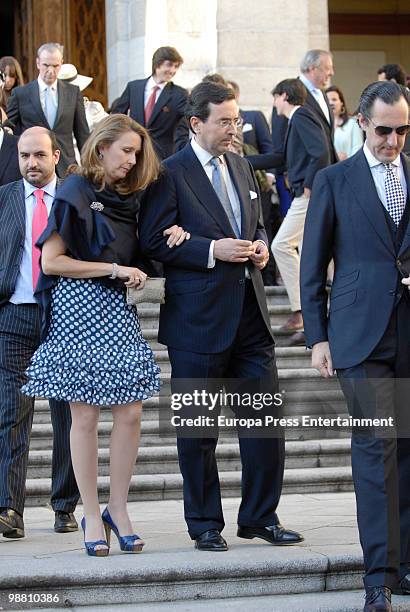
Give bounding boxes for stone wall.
[105,0,330,116]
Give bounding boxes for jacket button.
[239,278,245,284]
[397,259,402,266]
[389,290,396,296]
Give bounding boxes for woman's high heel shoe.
[81,517,109,557]
[102,507,144,553]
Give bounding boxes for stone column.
[217,0,330,115]
[106,0,330,111]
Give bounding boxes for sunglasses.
[369,118,410,136]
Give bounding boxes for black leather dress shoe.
[392,573,410,595]
[54,511,78,533]
[237,522,304,545]
[194,529,228,551]
[0,508,24,539]
[363,586,391,611]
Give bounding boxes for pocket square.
[242,122,253,133]
[249,190,258,199]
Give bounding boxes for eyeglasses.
[215,118,242,129]
[369,118,410,136]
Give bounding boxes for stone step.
[24,465,353,506]
[137,304,294,328]
[58,591,410,612]
[27,438,352,479]
[0,510,364,608]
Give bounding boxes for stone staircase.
[27,286,353,506]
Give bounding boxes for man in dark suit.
[301,81,410,612]
[111,46,187,160]
[139,82,303,551]
[299,49,338,165]
[6,43,89,177]
[0,126,79,539]
[0,123,20,185]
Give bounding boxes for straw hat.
[58,64,93,91]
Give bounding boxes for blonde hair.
[70,114,161,194]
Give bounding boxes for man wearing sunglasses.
[301,80,410,612]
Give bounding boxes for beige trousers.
[271,193,309,312]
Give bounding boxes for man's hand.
[249,241,269,270]
[163,225,191,248]
[312,341,334,378]
[303,187,311,198]
[402,276,410,289]
[214,238,256,263]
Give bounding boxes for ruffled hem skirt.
[22,277,160,406]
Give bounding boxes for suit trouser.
[168,281,285,538]
[271,193,309,311]
[337,301,410,589]
[0,303,79,516]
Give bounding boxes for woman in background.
[326,85,363,160]
[0,56,24,113]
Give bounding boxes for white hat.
[58,63,93,91]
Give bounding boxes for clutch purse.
[126,277,165,305]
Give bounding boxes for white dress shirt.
[0,127,4,150]
[191,138,243,268]
[363,142,407,211]
[144,76,167,108]
[10,176,56,304]
[299,73,330,124]
[37,77,58,115]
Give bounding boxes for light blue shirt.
[362,142,407,211]
[10,176,56,304]
[299,73,330,124]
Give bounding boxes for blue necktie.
[44,86,57,128]
[210,157,241,237]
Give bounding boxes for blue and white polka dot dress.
[22,277,160,406]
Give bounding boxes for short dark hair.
[227,80,240,96]
[185,82,236,127]
[152,46,183,74]
[325,85,349,126]
[358,80,410,121]
[271,78,307,106]
[377,63,406,86]
[202,73,227,86]
[18,127,59,152]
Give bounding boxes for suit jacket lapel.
[398,153,410,257]
[345,150,395,256]
[10,180,26,238]
[225,153,251,240]
[148,82,172,127]
[31,81,50,127]
[181,145,237,238]
[54,81,66,127]
[135,79,147,126]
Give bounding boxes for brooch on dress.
[90,201,104,212]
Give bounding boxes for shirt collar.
[299,73,317,94]
[191,137,224,168]
[288,105,301,122]
[363,141,401,170]
[23,175,57,200]
[146,75,167,93]
[37,76,58,92]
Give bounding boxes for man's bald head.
[18,127,60,187]
[18,126,58,152]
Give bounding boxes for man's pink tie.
[144,86,160,124]
[32,189,48,290]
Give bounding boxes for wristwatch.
[109,263,119,279]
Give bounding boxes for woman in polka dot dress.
[22,115,190,556]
